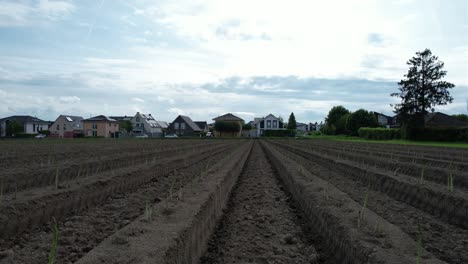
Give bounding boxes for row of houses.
[0,112,236,138]
[5,110,460,139]
[0,111,320,138]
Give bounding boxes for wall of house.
[168,118,197,136]
[49,117,83,138]
[83,121,119,137]
[256,116,284,137]
[131,113,144,133]
[131,113,163,136]
[24,122,48,134]
[296,125,308,132]
[0,121,5,137]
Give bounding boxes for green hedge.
[358,127,401,140]
[15,133,37,138]
[406,127,468,142]
[263,129,296,137]
[38,130,50,135]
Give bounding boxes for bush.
[214,121,241,132]
[263,129,296,137]
[321,124,336,135]
[311,131,322,136]
[242,124,253,130]
[358,128,401,140]
[38,130,50,135]
[335,113,351,135]
[346,109,379,136]
[406,127,468,142]
[15,133,37,138]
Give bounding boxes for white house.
[0,115,49,137]
[251,114,285,137]
[296,122,308,132]
[131,112,169,137]
[49,115,84,138]
[309,121,324,131]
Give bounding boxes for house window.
[267,120,271,128]
[63,124,67,130]
[174,123,180,129]
[181,123,186,130]
[136,117,140,122]
[273,120,277,128]
[33,124,36,132]
[92,131,97,137]
[56,125,59,130]
[92,123,97,129]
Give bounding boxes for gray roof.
[0,115,48,124]
[179,115,201,131]
[84,115,117,122]
[425,112,468,127]
[213,113,244,122]
[109,116,132,121]
[57,115,84,129]
[195,121,208,130]
[156,121,169,129]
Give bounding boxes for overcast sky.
[0,0,467,123]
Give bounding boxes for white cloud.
[132,97,145,103]
[128,0,467,85]
[0,0,75,26]
[168,107,185,115]
[157,96,175,104]
[59,96,80,104]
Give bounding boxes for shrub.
[263,129,296,137]
[15,133,37,138]
[242,124,253,130]
[358,127,401,140]
[38,130,50,135]
[214,121,241,132]
[311,131,322,136]
[346,109,379,136]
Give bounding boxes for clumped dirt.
[269,139,468,264]
[0,140,243,264]
[200,142,331,264]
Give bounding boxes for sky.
[0,0,467,123]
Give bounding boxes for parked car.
[206,131,213,137]
[135,134,149,139]
[165,134,178,138]
[35,134,46,139]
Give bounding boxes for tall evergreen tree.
[287,112,297,130]
[391,49,455,127]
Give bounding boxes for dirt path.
[200,142,330,264]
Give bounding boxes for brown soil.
[0,139,464,264]
[200,142,331,264]
[0,140,245,264]
[268,140,467,264]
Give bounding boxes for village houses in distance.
[0,110,465,139]
[0,111,328,138]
